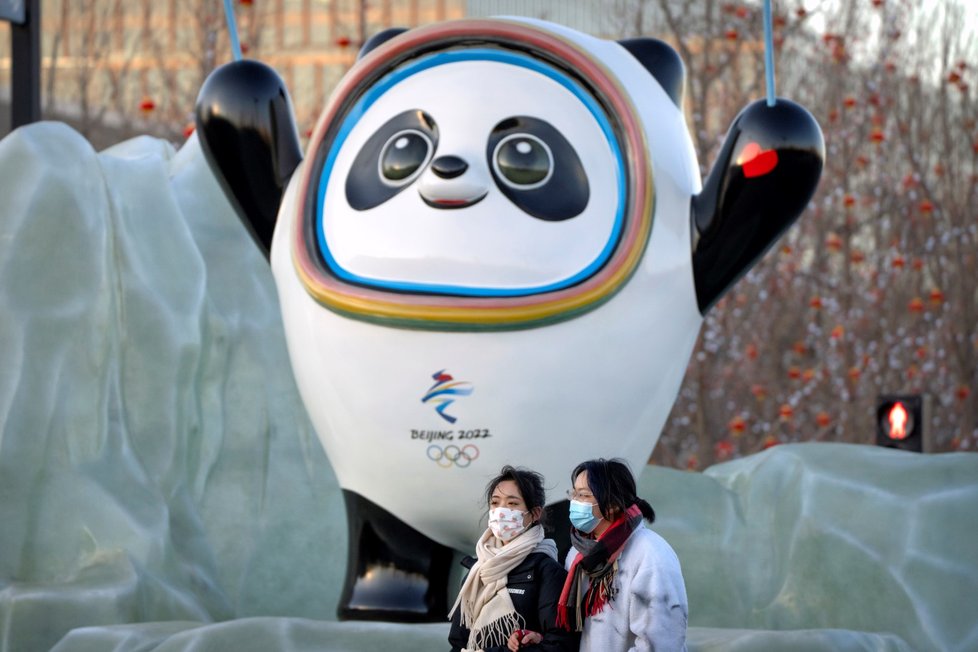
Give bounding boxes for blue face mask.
[569,499,600,533]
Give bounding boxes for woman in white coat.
[558,458,688,651]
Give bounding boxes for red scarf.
[556,504,642,631]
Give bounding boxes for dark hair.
[571,458,655,523]
[484,465,547,526]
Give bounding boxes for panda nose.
[431,155,468,179]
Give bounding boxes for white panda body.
[269,18,704,550]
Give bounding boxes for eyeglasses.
[566,489,596,502]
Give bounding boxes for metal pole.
[11,0,40,128]
[358,0,367,48]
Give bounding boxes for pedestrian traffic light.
[876,394,924,452]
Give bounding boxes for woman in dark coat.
[449,466,578,652]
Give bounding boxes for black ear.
[358,27,408,59]
[195,60,303,259]
[618,38,685,109]
[691,98,824,314]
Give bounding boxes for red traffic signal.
[876,395,924,452]
[883,401,912,440]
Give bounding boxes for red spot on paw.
[737,142,779,178]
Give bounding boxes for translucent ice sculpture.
[0,123,342,650]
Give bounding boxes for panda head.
[289,19,665,330]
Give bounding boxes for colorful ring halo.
[293,18,654,331]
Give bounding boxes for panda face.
[312,51,625,296]
[347,111,589,221]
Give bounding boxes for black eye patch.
[346,110,438,210]
[486,117,589,221]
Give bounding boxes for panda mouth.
[420,192,488,209]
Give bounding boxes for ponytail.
[634,497,655,523]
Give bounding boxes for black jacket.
[448,550,579,652]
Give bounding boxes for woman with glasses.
[449,465,579,651]
[558,458,688,651]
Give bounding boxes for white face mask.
[488,506,527,542]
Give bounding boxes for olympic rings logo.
[427,444,480,468]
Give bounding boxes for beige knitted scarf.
[449,525,544,650]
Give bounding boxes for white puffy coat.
[565,523,688,652]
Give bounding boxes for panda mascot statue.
[195,17,823,622]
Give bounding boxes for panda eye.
[379,130,433,185]
[493,134,553,189]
